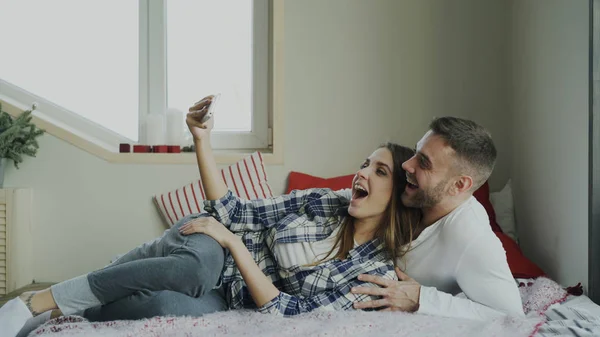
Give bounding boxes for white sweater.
[273,191,523,320]
[401,196,524,320]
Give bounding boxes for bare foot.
[19,290,58,316]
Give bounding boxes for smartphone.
[200,93,220,123]
[189,93,220,124]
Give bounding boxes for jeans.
[83,288,227,322]
[51,214,227,319]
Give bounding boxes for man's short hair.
[429,116,497,190]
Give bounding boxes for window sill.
[1,99,283,165]
[109,152,282,165]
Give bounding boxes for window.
[0,0,139,140]
[167,0,252,132]
[0,0,270,151]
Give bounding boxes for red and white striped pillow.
[153,152,273,227]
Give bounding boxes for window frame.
[142,0,271,150]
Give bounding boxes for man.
[352,117,524,320]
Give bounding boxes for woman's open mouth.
[352,183,369,200]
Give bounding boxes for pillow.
[154,152,273,227]
[495,232,545,279]
[286,171,354,194]
[473,181,504,233]
[490,179,518,241]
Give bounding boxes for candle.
[146,113,165,145]
[166,108,184,145]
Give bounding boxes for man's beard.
[402,180,447,208]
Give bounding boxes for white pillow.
[490,179,518,242]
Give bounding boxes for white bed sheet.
[558,294,600,317]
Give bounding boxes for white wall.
[4,0,512,282]
[392,0,512,190]
[282,0,513,190]
[511,0,589,289]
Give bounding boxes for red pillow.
[473,181,504,233]
[286,171,354,194]
[496,232,546,279]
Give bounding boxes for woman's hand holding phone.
[186,94,219,141]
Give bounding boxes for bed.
[15,171,600,336]
[21,276,600,337]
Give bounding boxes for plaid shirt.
[203,188,397,317]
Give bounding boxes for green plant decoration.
[0,103,45,168]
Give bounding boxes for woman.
[0,96,420,337]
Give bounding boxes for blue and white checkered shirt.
[203,188,397,317]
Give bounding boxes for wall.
[511,0,589,288]
[392,0,512,191]
[4,0,512,282]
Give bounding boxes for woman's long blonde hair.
[316,143,421,264]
